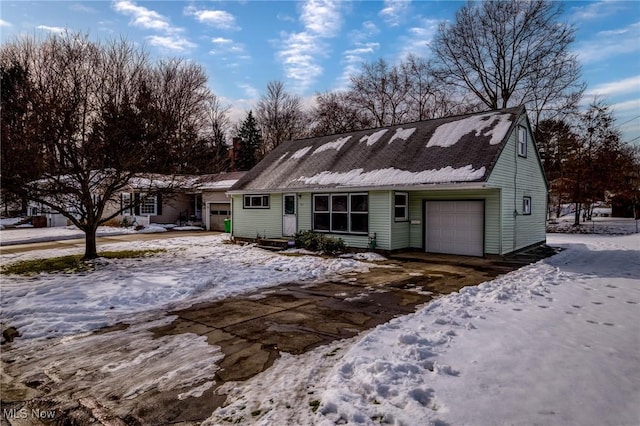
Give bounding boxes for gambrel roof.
[231,105,525,192]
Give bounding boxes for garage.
[425,200,484,257]
[208,202,231,231]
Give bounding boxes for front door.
[283,194,297,237]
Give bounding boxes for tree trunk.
[83,228,99,260]
[574,202,580,226]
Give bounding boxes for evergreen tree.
[235,110,262,171]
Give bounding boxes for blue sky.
[1,1,638,144]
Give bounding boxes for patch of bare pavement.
[0,247,558,425]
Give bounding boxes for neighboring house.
[228,106,548,256]
[194,171,246,231]
[116,172,244,230]
[23,171,244,230]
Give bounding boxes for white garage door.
[209,202,231,231]
[425,201,484,257]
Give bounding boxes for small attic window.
[518,125,527,158]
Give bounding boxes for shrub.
[319,235,346,254]
[293,230,345,254]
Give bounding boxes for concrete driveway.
[1,246,556,425]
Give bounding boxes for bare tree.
[197,94,231,173]
[349,58,410,127]
[309,90,373,136]
[255,81,306,155]
[400,54,478,122]
[0,32,213,259]
[431,0,584,125]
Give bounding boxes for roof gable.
[233,106,523,192]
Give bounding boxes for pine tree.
[235,111,262,171]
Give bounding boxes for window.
[350,194,368,233]
[394,192,408,221]
[140,195,158,215]
[523,196,532,215]
[518,125,527,157]
[244,194,270,209]
[313,195,330,230]
[121,193,133,215]
[313,193,369,234]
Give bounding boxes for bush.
[293,230,345,254]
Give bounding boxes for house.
[195,171,246,231]
[228,106,548,257]
[116,172,245,230]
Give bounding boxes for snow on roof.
[426,112,512,148]
[359,129,388,146]
[313,136,352,154]
[197,179,240,190]
[388,127,417,144]
[232,106,523,191]
[295,165,486,187]
[292,146,313,159]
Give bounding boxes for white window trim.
[312,193,369,234]
[523,196,532,215]
[140,194,158,216]
[243,194,270,209]
[518,125,528,158]
[394,192,409,222]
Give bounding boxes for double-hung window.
[394,192,408,221]
[244,194,270,209]
[518,125,528,158]
[313,193,368,234]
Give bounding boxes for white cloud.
[209,37,248,63]
[570,0,627,21]
[349,20,380,43]
[212,37,233,45]
[335,42,380,90]
[36,25,66,34]
[398,18,438,59]
[612,98,640,112]
[112,0,172,32]
[112,1,195,51]
[300,0,342,37]
[277,31,325,91]
[586,76,640,97]
[379,0,411,27]
[0,19,12,28]
[146,35,196,52]
[275,0,344,93]
[575,21,640,64]
[184,6,239,31]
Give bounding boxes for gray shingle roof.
[232,106,524,192]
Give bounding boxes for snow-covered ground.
[0,234,375,340]
[547,215,638,235]
[2,227,639,425]
[0,224,172,245]
[207,233,640,426]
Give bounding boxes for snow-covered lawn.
[547,215,638,235]
[2,230,639,425]
[207,233,640,426]
[0,224,170,245]
[0,234,374,340]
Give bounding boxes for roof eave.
[227,182,491,195]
